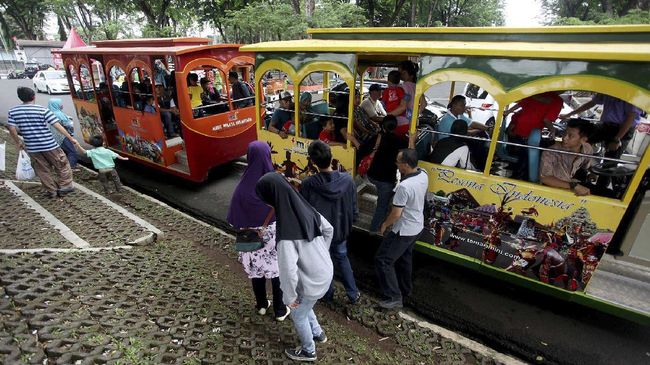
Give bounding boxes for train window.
[423,82,493,172]
[188,66,230,119]
[90,58,107,94]
[492,90,648,200]
[227,66,255,110]
[262,69,295,139]
[298,71,339,143]
[79,64,95,102]
[68,64,81,100]
[108,65,129,108]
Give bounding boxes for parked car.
[23,63,40,79]
[7,70,27,79]
[33,70,71,94]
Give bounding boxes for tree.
[0,0,47,40]
[541,0,650,25]
[311,0,368,28]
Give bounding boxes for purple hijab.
[227,141,276,229]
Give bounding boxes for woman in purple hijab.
[227,141,290,321]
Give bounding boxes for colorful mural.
[72,100,105,144]
[419,163,624,292]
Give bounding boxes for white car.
[33,70,71,94]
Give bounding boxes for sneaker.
[285,347,316,362]
[275,306,291,321]
[349,292,361,305]
[378,299,403,309]
[57,186,75,196]
[313,332,327,343]
[257,300,271,315]
[43,191,58,199]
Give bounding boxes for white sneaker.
[258,300,271,315]
[275,306,291,321]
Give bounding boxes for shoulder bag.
[234,208,275,252]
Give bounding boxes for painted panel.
[71,99,104,144]
[419,161,626,293]
[111,108,167,165]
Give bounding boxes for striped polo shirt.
[7,104,60,153]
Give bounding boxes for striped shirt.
[7,104,59,153]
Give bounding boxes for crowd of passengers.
[266,61,643,199]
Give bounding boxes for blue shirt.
[437,112,471,140]
[86,147,119,169]
[7,104,59,153]
[592,94,642,126]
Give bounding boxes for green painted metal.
[420,56,650,91]
[255,52,356,75]
[310,31,650,43]
[414,241,650,326]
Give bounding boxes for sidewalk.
[0,132,517,364]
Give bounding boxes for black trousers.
[374,230,421,302]
[251,277,286,317]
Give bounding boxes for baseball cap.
[280,91,292,100]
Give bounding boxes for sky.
[504,0,544,27]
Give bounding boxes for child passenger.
[317,116,344,146]
[75,135,128,195]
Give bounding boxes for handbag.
[357,153,374,177]
[234,208,275,252]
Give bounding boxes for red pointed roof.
[62,28,87,49]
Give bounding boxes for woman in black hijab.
[431,119,477,170]
[255,172,334,362]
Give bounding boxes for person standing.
[7,87,77,198]
[301,141,361,304]
[227,142,290,321]
[255,173,333,362]
[47,98,78,171]
[375,148,428,309]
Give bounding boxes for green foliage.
[311,0,368,28]
[0,0,48,40]
[222,2,308,44]
[542,0,650,25]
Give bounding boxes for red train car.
[59,37,257,182]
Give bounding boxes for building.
[15,39,65,66]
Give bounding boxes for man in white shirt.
[360,83,387,123]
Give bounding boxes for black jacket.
[301,171,358,244]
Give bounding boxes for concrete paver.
[0,132,513,364]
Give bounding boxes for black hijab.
[431,119,469,164]
[255,172,322,241]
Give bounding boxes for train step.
[174,150,188,169]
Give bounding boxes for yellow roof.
[307,25,650,35]
[240,39,650,62]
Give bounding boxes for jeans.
[160,111,174,137]
[369,178,395,232]
[375,230,421,302]
[60,138,78,168]
[251,277,286,317]
[324,240,359,302]
[289,297,323,354]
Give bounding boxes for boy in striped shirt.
[7,87,78,198]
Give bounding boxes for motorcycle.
[7,70,26,79]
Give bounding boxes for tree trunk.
[57,15,68,41]
[387,0,408,25]
[368,0,376,26]
[410,0,417,26]
[290,0,301,15]
[305,0,315,18]
[427,0,435,26]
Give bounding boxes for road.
[1,78,649,365]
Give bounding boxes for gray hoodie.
[277,213,334,305]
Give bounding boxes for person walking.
[255,172,333,362]
[47,98,79,171]
[7,87,77,198]
[301,140,361,304]
[227,141,291,321]
[375,148,428,309]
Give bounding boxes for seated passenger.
[268,91,293,139]
[229,71,253,108]
[361,83,387,123]
[187,73,203,114]
[318,116,344,147]
[381,70,407,135]
[200,77,226,115]
[504,91,562,179]
[143,96,156,113]
[119,82,131,107]
[539,119,595,196]
[430,119,477,170]
[437,95,487,140]
[155,85,179,138]
[353,90,381,162]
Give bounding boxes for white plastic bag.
[16,150,35,180]
[0,142,5,171]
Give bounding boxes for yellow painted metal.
[254,59,299,130]
[308,25,650,35]
[240,39,650,62]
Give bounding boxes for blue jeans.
[324,240,359,302]
[289,297,323,354]
[60,138,78,168]
[160,111,174,137]
[369,178,395,232]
